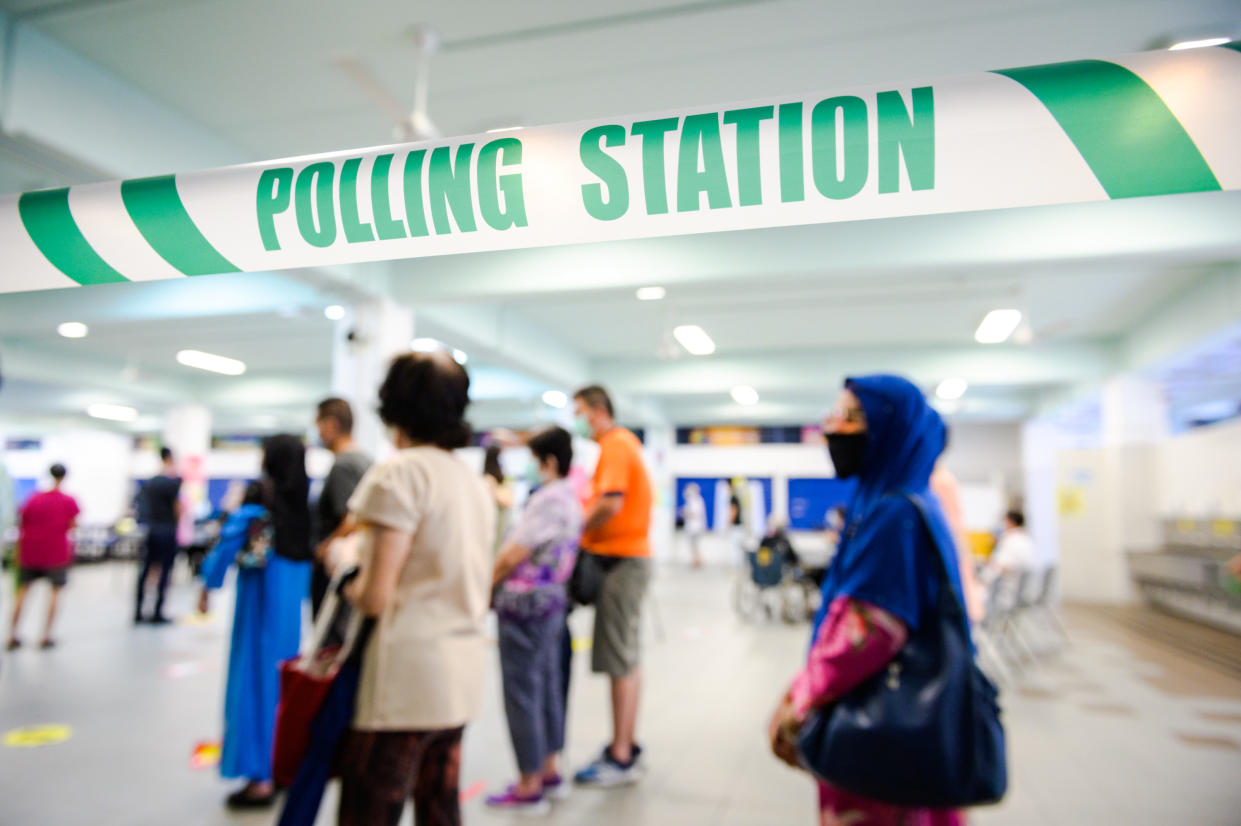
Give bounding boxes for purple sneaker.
[484,785,550,815]
[542,773,571,801]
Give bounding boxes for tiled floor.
[2,562,1240,825]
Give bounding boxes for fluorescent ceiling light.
[452,348,468,365]
[636,286,666,301]
[730,385,759,406]
[58,322,88,338]
[176,349,246,376]
[87,403,138,422]
[673,324,716,356]
[411,337,440,352]
[542,390,568,408]
[936,377,969,401]
[487,125,523,133]
[974,309,1022,344]
[324,305,346,321]
[1169,37,1231,50]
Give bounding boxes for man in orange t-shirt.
[571,385,652,788]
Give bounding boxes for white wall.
[1154,418,1241,516]
[4,429,134,526]
[1055,417,1241,604]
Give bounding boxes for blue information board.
[787,477,857,531]
[675,477,773,531]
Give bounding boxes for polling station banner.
[2,45,1239,295]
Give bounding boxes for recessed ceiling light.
[87,403,138,422]
[1169,37,1231,50]
[542,390,568,408]
[176,349,246,376]
[672,324,716,356]
[452,348,468,365]
[975,309,1023,344]
[411,337,440,352]
[58,322,88,338]
[936,377,969,401]
[730,385,759,406]
[324,305,346,321]
[636,286,666,301]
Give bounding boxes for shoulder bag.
[795,493,1007,808]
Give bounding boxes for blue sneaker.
[573,746,645,787]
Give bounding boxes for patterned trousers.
[337,726,465,826]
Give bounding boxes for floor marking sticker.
[190,740,222,769]
[4,724,73,748]
[460,781,487,803]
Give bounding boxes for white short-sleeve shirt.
[348,446,496,730]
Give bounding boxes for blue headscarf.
[810,375,966,642]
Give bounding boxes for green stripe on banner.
[121,175,239,276]
[994,60,1220,198]
[1222,42,1241,54]
[17,189,130,286]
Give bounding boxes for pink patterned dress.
[787,597,965,826]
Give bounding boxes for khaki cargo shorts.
[591,556,652,678]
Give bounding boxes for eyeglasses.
[824,407,865,426]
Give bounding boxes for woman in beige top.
[334,351,495,826]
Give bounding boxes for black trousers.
[136,526,178,619]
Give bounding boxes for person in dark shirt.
[310,397,371,617]
[135,447,182,624]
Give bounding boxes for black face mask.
[826,432,868,479]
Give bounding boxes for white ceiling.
[1,0,1240,434]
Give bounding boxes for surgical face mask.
[572,415,593,439]
[522,459,543,487]
[826,432,868,479]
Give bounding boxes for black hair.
[317,397,354,434]
[573,385,614,418]
[528,426,573,478]
[377,352,472,449]
[242,480,265,507]
[1006,510,1025,528]
[160,447,173,462]
[262,434,311,560]
[49,463,66,480]
[483,445,504,484]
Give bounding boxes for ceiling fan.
[333,24,441,143]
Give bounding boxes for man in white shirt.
[984,510,1039,614]
[680,483,708,568]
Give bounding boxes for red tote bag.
[273,647,343,787]
[272,567,359,788]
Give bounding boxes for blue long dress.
[202,504,310,782]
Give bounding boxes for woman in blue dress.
[199,434,313,809]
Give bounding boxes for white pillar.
[642,423,676,562]
[331,299,415,460]
[1101,375,1168,555]
[1102,375,1170,447]
[164,404,211,545]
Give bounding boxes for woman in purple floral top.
[486,427,583,814]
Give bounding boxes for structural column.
[331,299,415,459]
[163,404,211,545]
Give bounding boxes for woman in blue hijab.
[769,375,965,826]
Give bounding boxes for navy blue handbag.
[795,494,1007,809]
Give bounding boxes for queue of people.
[1,356,1008,825]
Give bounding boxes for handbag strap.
[900,492,974,644]
[297,564,359,668]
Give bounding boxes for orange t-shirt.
[582,427,652,558]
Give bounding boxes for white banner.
[1,46,1239,295]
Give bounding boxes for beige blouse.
[348,446,495,730]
